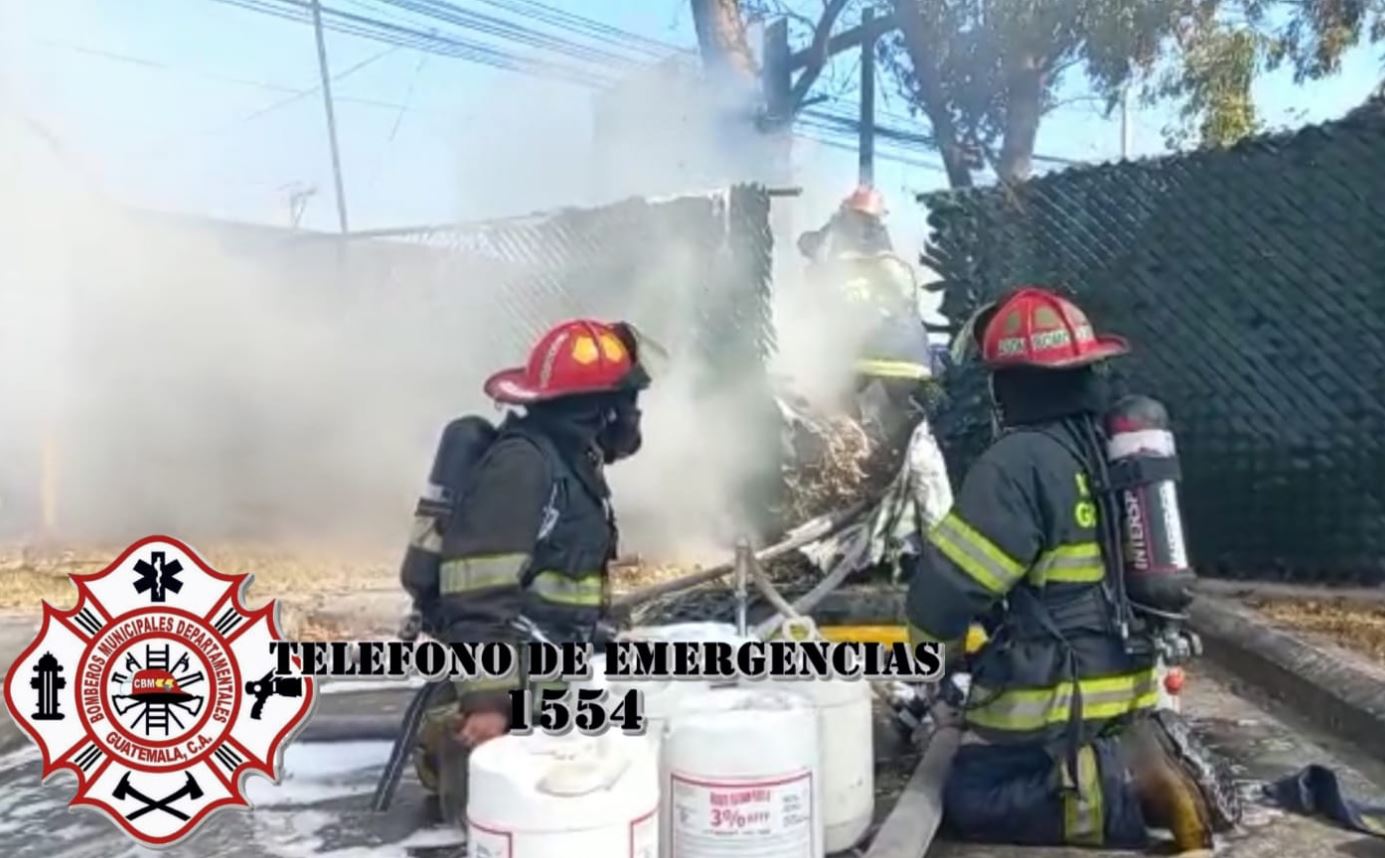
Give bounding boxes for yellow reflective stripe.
[967,668,1160,732]
[854,359,931,380]
[1063,745,1104,845]
[439,554,526,594]
[408,515,443,554]
[929,512,1027,595]
[528,571,604,606]
[1030,542,1104,586]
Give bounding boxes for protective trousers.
[414,678,569,824]
[942,737,1150,849]
[943,713,1227,851]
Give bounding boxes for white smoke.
[0,20,924,570]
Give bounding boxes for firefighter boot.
[1126,716,1214,854]
[413,704,461,821]
[437,726,471,827]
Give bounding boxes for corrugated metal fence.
[919,99,1385,583]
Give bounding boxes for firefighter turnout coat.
[906,421,1160,746]
[434,419,616,715]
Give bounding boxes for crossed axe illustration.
[112,771,203,821]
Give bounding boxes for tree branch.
[786,0,853,109]
[690,0,760,83]
[890,0,974,187]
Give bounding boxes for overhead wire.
[204,0,932,140]
[152,0,1086,175]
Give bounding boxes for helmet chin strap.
[987,374,1005,439]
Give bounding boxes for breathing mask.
[597,392,643,463]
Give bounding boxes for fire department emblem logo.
[2,536,316,846]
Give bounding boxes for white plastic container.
[766,617,875,853]
[773,677,874,853]
[573,652,711,748]
[662,687,824,858]
[625,622,756,648]
[621,622,755,691]
[467,730,659,858]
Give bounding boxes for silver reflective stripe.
[1030,542,1104,586]
[439,555,527,594]
[528,571,604,606]
[408,515,443,554]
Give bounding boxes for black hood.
[519,395,607,453]
[991,365,1117,428]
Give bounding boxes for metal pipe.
[609,496,875,611]
[733,537,751,637]
[752,547,856,640]
[750,551,800,624]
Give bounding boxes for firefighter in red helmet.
[904,287,1231,852]
[797,186,932,454]
[408,318,650,823]
[798,185,893,261]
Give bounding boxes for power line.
[207,0,623,87]
[36,38,449,116]
[241,44,398,122]
[227,0,954,155]
[372,0,648,68]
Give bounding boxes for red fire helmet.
[483,319,649,404]
[976,286,1129,370]
[130,669,193,699]
[842,185,886,217]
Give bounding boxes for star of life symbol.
[2,536,317,846]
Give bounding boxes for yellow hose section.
[820,623,990,653]
[819,625,909,645]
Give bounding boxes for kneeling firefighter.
[905,287,1237,852]
[398,319,650,822]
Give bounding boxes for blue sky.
[2,0,1380,242]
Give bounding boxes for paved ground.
[0,663,1381,857]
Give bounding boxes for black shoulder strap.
[494,426,562,591]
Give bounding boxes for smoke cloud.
[0,45,924,571]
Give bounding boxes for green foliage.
[698,0,1383,180]
[1151,0,1385,149]
[872,0,1385,178]
[1155,21,1265,148]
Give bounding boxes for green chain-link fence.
[919,99,1385,584]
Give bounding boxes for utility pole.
[1120,85,1132,159]
[311,0,350,233]
[858,7,876,184]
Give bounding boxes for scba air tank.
[1104,395,1197,612]
[662,687,824,858]
[467,730,659,858]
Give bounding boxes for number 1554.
[507,687,647,737]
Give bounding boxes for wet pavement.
[0,669,1381,857]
